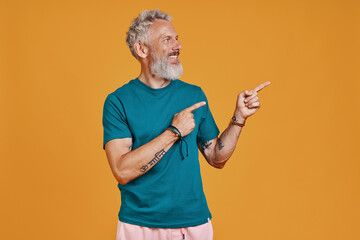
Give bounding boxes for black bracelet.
[167,125,182,139]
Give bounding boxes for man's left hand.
[235,81,271,122]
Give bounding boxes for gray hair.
[126,9,172,59]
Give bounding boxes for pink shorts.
[116,218,213,240]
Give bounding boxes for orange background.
[1,0,359,239]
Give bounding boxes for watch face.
[231,116,245,127]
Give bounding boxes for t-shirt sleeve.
[196,88,220,143]
[102,93,132,150]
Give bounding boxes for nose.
[173,39,182,51]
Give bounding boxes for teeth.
[169,56,178,59]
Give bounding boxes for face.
[147,19,183,80]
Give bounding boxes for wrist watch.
[230,116,246,127]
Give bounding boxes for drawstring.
[166,125,188,160]
[179,137,188,160]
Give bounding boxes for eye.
[164,38,170,42]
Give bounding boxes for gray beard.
[150,52,183,80]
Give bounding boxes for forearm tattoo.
[199,141,212,153]
[218,138,224,150]
[140,149,166,173]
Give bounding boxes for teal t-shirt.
[102,78,219,228]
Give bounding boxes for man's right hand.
[171,101,206,137]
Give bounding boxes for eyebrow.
[161,35,178,39]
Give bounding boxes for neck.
[138,60,171,89]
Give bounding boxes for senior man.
[102,9,270,240]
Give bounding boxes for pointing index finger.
[253,81,271,92]
[185,101,206,112]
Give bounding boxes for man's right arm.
[104,101,206,185]
[105,130,178,185]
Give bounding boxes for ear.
[134,42,149,59]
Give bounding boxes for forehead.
[148,19,177,41]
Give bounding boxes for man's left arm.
[198,81,271,168]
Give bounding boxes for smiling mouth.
[168,51,180,59]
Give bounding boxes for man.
[102,9,270,240]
